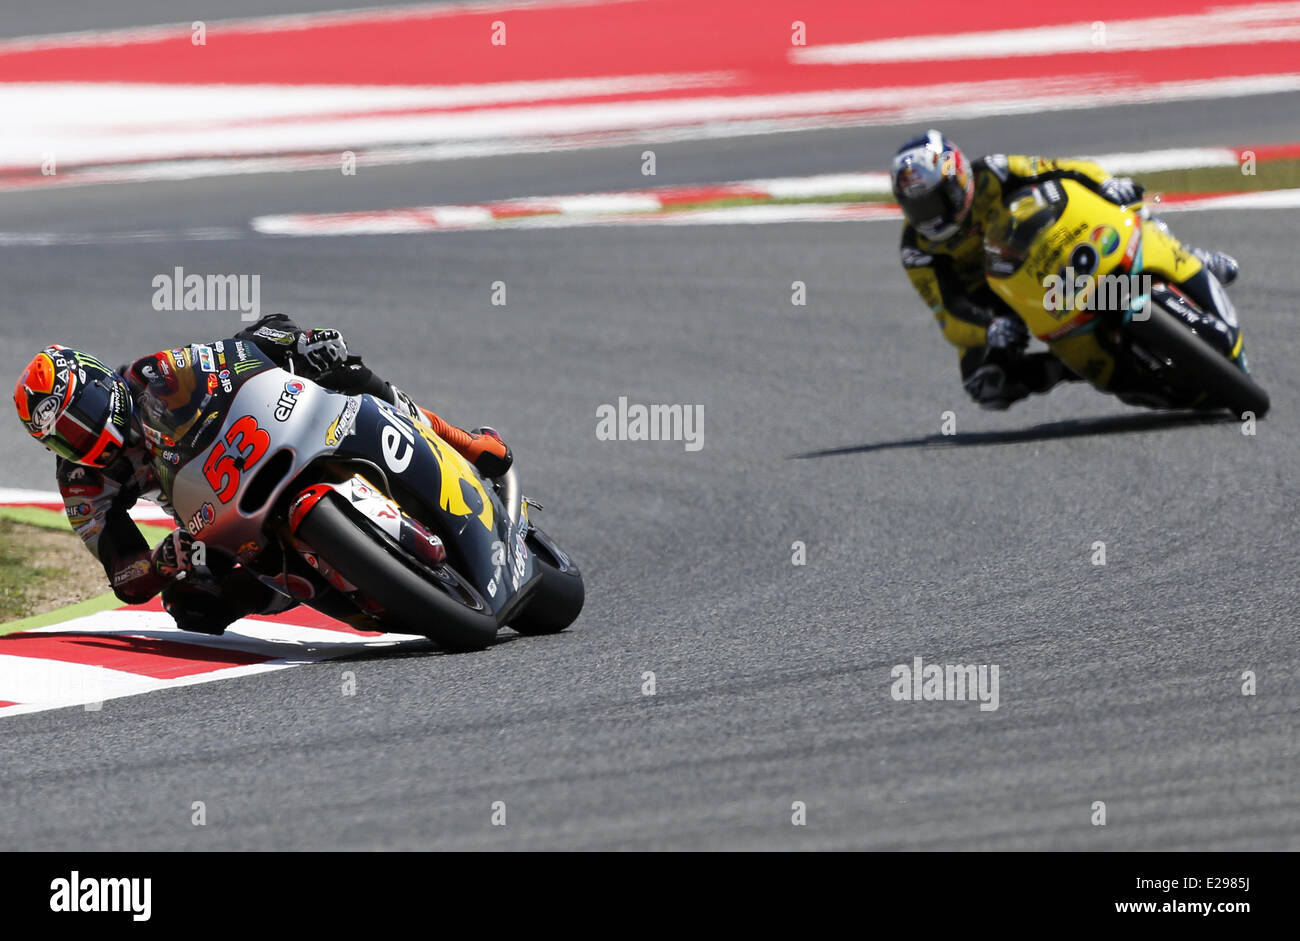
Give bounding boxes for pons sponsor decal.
[49,871,151,922]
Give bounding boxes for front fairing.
[985,181,1141,342]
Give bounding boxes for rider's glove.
[1099,177,1143,206]
[296,329,348,373]
[316,357,375,395]
[152,529,195,581]
[985,315,1029,354]
[465,426,513,479]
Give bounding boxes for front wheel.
[1127,298,1270,418]
[296,493,499,652]
[508,527,584,636]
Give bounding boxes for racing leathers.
[899,154,1240,409]
[56,314,512,635]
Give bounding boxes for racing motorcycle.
[983,178,1269,417]
[140,339,584,651]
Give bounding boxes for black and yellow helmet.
[14,345,132,467]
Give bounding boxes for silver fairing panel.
[170,368,347,555]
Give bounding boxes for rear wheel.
[296,493,498,652]
[1128,299,1270,418]
[508,527,584,636]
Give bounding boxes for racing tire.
[296,493,499,652]
[1129,299,1270,419]
[508,528,584,636]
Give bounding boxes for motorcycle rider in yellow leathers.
[891,129,1242,409]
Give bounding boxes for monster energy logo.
[80,353,108,370]
[230,359,262,375]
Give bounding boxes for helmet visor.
[901,178,966,239]
[46,373,127,466]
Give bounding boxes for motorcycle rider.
[891,129,1243,409]
[13,313,513,635]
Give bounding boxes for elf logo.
[275,380,305,422]
[49,871,151,921]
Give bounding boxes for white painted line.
[25,609,424,648]
[642,203,901,225]
[2,608,428,716]
[254,182,1300,236]
[6,72,1300,181]
[1084,148,1240,174]
[0,487,173,523]
[549,194,664,213]
[246,131,1300,239]
[0,653,184,708]
[0,657,299,716]
[1,72,736,135]
[429,206,495,227]
[751,173,891,197]
[1161,187,1300,210]
[0,487,68,505]
[257,201,902,234]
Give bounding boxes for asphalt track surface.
[1,80,1298,846]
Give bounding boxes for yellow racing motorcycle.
[983,179,1269,417]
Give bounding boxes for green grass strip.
[1136,158,1300,196]
[0,506,174,632]
[660,191,888,212]
[0,590,122,636]
[0,505,70,530]
[0,504,174,543]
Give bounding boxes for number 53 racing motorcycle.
[983,178,1270,417]
[145,339,584,651]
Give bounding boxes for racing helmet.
[14,345,132,467]
[891,130,975,242]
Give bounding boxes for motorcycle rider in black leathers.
[13,314,512,635]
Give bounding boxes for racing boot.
[1145,214,1238,286]
[962,347,1080,410]
[422,414,512,478]
[1190,248,1239,287]
[388,385,513,478]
